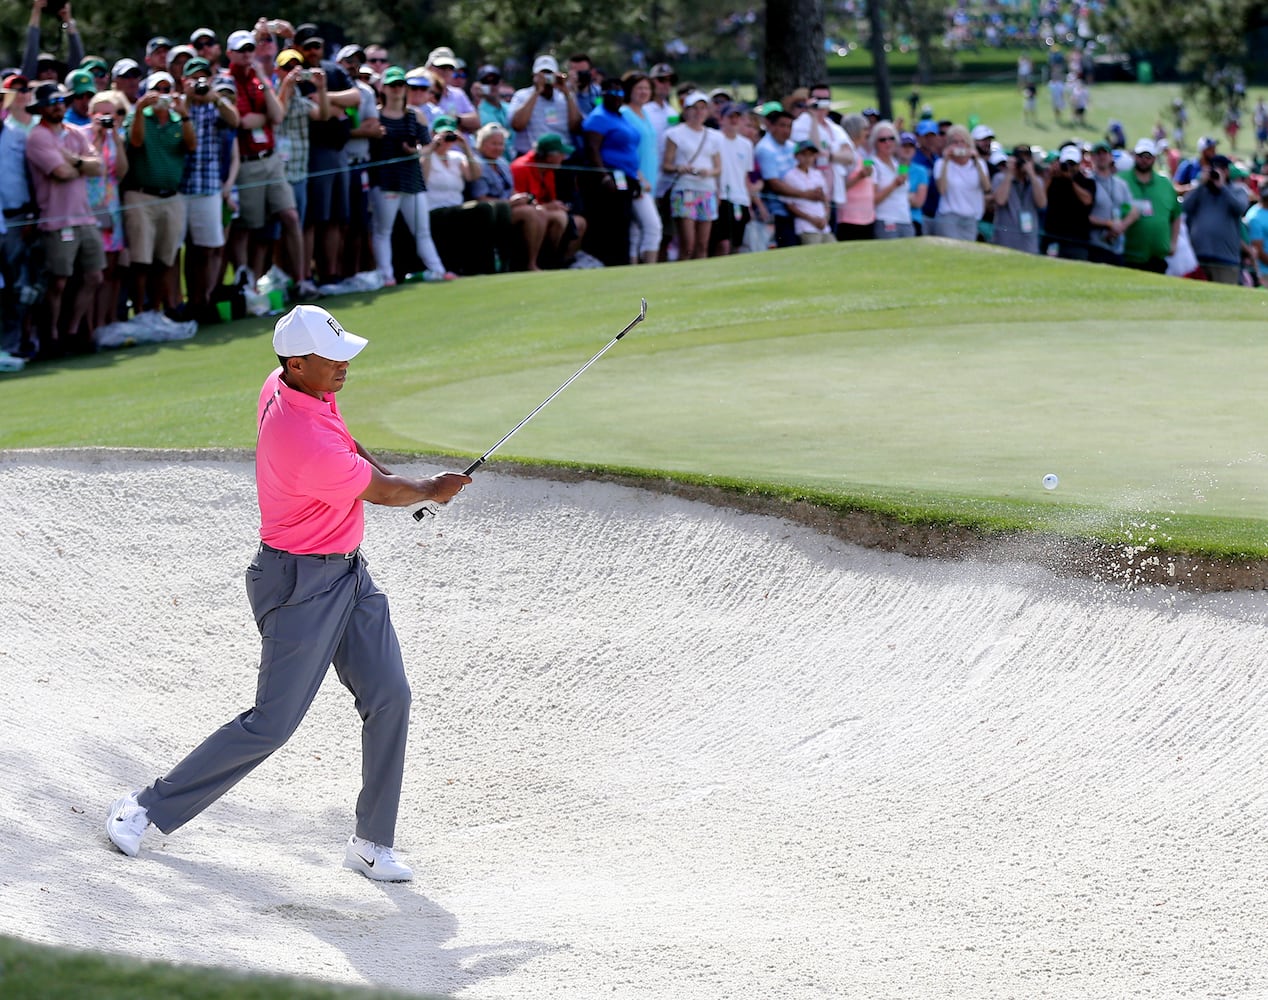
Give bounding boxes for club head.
[639,297,647,321]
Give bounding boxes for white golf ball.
[1042,474,1059,491]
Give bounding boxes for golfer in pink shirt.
[106,305,470,881]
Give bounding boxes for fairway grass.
[0,935,429,999]
[3,240,1267,562]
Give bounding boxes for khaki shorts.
[123,191,188,266]
[238,154,296,231]
[42,224,106,277]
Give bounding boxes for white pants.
[628,191,663,259]
[370,188,446,277]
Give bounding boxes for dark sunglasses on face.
[237,44,256,54]
[368,57,388,64]
[90,68,107,77]
[43,97,67,106]
[194,39,215,48]
[302,41,323,50]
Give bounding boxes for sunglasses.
[90,68,107,77]
[43,96,67,106]
[368,57,389,64]
[236,44,256,54]
[193,38,216,48]
[302,41,323,50]
[876,135,896,142]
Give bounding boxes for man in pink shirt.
[106,305,470,882]
[23,81,104,354]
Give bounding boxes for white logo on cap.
[327,316,344,338]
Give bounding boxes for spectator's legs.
[93,251,121,331]
[276,208,304,286]
[400,192,447,275]
[46,276,68,347]
[67,269,103,343]
[655,192,674,262]
[0,227,29,356]
[511,203,546,271]
[370,187,402,282]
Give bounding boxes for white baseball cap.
[1133,138,1157,156]
[532,54,559,75]
[273,305,368,361]
[1058,144,1081,164]
[227,30,255,52]
[144,71,175,92]
[970,123,994,141]
[681,90,710,108]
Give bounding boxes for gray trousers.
[137,544,411,847]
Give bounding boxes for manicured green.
[3,240,1267,557]
[0,935,430,999]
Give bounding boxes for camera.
[441,133,458,142]
[194,80,210,96]
[810,98,831,110]
[299,69,313,82]
[576,69,592,88]
[156,96,170,109]
[96,114,114,128]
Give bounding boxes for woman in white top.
[868,120,915,239]
[424,115,504,275]
[661,91,722,260]
[933,124,991,241]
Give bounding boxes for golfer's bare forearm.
[358,467,470,506]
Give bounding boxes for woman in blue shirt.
[582,80,642,267]
[620,72,662,264]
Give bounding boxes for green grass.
[3,240,1268,558]
[0,935,430,999]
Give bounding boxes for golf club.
[413,298,649,521]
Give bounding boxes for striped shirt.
[181,101,223,196]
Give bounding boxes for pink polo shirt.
[255,368,373,554]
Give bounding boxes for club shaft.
[413,299,646,521]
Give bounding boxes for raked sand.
[2,450,1267,999]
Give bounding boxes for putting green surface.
[3,240,1266,556]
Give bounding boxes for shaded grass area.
[3,239,1267,559]
[0,935,430,1000]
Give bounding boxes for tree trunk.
[764,0,826,101]
[869,0,894,119]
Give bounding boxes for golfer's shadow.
[146,850,557,995]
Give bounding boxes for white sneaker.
[295,279,322,300]
[106,792,150,857]
[342,835,413,882]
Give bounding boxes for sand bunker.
[2,450,1267,998]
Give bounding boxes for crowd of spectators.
[2,2,1265,376]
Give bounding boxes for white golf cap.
[144,71,175,91]
[190,27,216,43]
[227,30,255,52]
[681,90,710,108]
[273,305,368,362]
[970,123,994,141]
[111,57,141,78]
[1058,144,1081,164]
[1133,138,1157,156]
[532,54,559,75]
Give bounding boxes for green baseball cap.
[79,56,109,76]
[431,114,459,133]
[183,57,212,76]
[535,131,573,156]
[381,65,406,85]
[65,69,96,95]
[755,100,784,118]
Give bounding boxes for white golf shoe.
[106,792,150,857]
[343,835,413,882]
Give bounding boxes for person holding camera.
[581,78,640,267]
[1182,153,1249,285]
[122,72,195,330]
[1043,144,1095,259]
[933,124,990,242]
[85,91,128,332]
[508,55,581,157]
[990,143,1046,254]
[368,65,454,284]
[181,58,241,317]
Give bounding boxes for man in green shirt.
[1122,138,1181,274]
[123,71,196,330]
